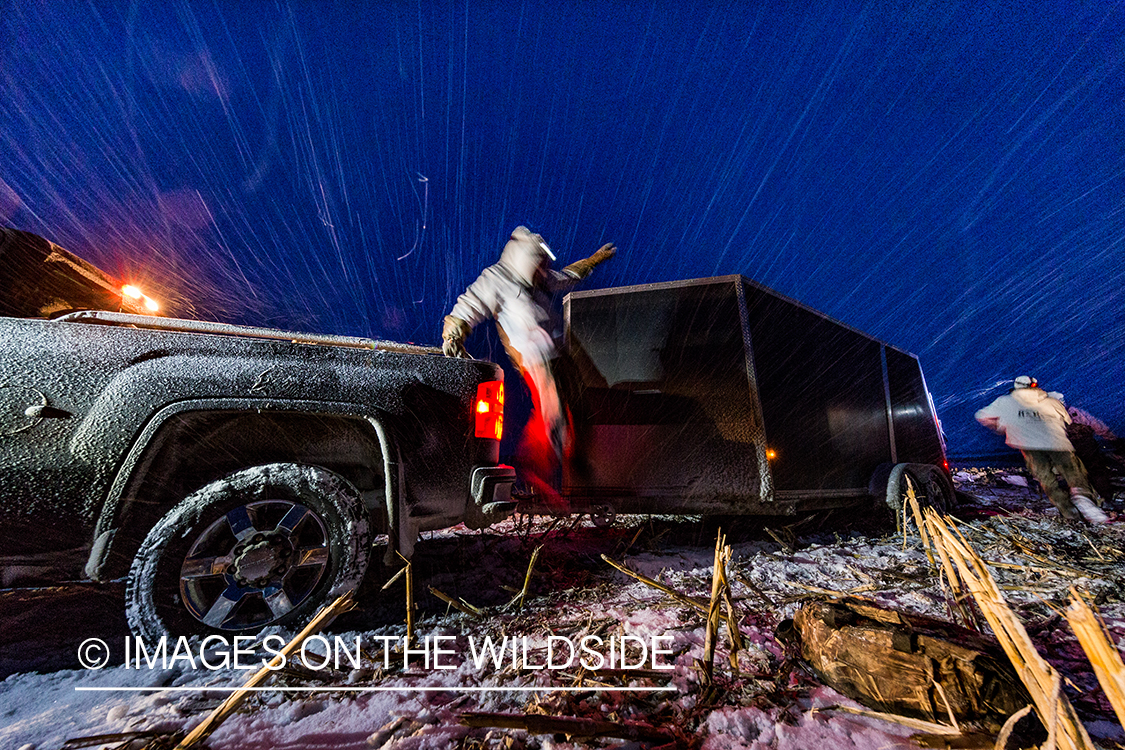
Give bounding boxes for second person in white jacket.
[975,376,1106,523]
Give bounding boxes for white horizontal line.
[75,685,676,693]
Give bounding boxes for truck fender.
[86,397,407,581]
[367,414,416,563]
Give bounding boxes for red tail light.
[474,381,504,440]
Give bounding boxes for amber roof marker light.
[122,284,160,314]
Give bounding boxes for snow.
[2,469,1123,749]
[701,691,922,750]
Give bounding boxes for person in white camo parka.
[976,376,1107,524]
[442,226,615,503]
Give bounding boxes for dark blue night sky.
[2,1,1122,460]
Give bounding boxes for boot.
[1051,491,1083,522]
[1071,492,1109,524]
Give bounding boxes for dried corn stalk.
[903,476,974,629]
[903,475,934,565]
[921,509,1093,750]
[1065,587,1125,730]
[701,530,741,682]
[600,554,707,613]
[397,552,415,647]
[175,592,355,750]
[702,531,726,683]
[430,586,484,618]
[503,544,543,611]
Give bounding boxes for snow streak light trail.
[74,686,677,693]
[3,1,1123,457]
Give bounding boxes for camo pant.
[1021,449,1095,522]
[516,351,593,505]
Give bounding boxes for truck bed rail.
[51,310,442,356]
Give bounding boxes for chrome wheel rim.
[179,500,330,631]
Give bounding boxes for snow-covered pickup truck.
[0,227,515,640]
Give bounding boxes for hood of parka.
[499,226,555,286]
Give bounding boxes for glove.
[589,242,616,264]
[441,315,471,358]
[563,242,616,279]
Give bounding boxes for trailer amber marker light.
[474,381,504,440]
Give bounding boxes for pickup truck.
[0,227,516,641]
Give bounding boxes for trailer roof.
[566,274,921,361]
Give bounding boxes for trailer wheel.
[883,463,953,523]
[126,463,370,643]
[590,505,616,528]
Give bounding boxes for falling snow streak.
[0,0,1122,458]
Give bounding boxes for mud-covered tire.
[126,463,370,643]
[883,463,954,522]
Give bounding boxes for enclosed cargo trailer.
[561,275,951,517]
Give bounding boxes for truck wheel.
[884,463,953,521]
[126,463,370,643]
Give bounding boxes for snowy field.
[2,469,1123,750]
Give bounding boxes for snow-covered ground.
[2,469,1123,750]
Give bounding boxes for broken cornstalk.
[396,552,415,648]
[903,475,934,566]
[820,704,961,735]
[921,509,1094,750]
[430,586,484,618]
[1065,587,1125,729]
[380,564,407,591]
[902,475,975,630]
[993,705,1034,750]
[174,591,356,750]
[599,554,708,614]
[702,530,727,684]
[722,560,743,674]
[506,544,543,610]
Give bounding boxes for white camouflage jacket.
[975,387,1073,451]
[448,261,582,368]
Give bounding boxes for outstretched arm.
[562,242,616,280]
[974,405,1000,432]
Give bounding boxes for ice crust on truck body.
[0,227,514,637]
